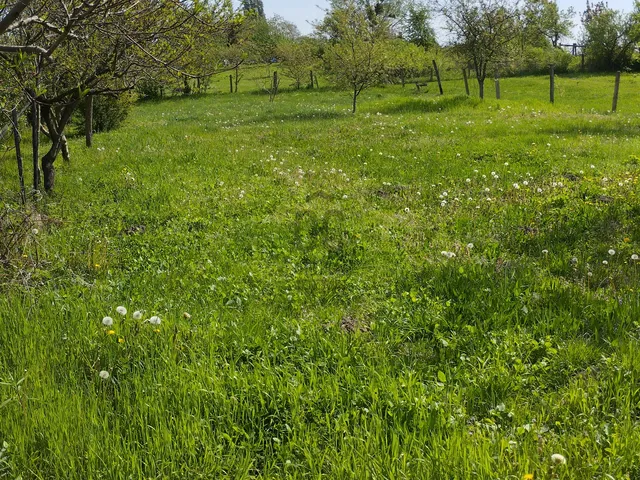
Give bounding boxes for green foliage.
[135,78,165,100]
[77,93,134,133]
[582,3,638,71]
[442,0,522,97]
[522,0,574,47]
[511,46,573,74]
[319,0,391,111]
[276,39,318,89]
[402,1,437,48]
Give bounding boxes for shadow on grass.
[241,109,348,125]
[374,95,481,115]
[538,122,640,138]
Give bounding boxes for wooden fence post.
[12,108,26,203]
[462,68,470,96]
[85,95,93,148]
[432,60,443,95]
[549,64,555,104]
[612,71,621,112]
[494,71,500,100]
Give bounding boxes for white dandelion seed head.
[542,249,549,255]
[608,249,616,256]
[32,228,39,235]
[632,254,639,261]
[99,370,110,380]
[587,271,593,277]
[149,316,161,326]
[467,243,474,249]
[513,183,520,189]
[537,188,543,193]
[102,316,114,327]
[116,306,127,316]
[602,260,609,265]
[523,181,529,186]
[404,207,410,213]
[133,311,143,320]
[551,454,566,465]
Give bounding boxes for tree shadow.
[374,95,481,115]
[538,122,640,138]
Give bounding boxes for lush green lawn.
[2,73,640,479]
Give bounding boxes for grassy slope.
[1,72,640,478]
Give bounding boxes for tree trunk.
[39,100,78,192]
[61,134,70,162]
[478,78,485,99]
[32,98,40,191]
[85,94,93,147]
[12,107,26,203]
[42,146,58,193]
[352,88,358,113]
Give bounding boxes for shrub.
[75,93,134,134]
[135,78,165,99]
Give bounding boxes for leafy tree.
[581,1,638,71]
[319,0,391,112]
[241,0,265,18]
[402,1,437,48]
[277,39,318,89]
[249,14,300,63]
[386,39,430,86]
[441,0,522,99]
[522,0,574,47]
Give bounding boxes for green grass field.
[2,71,640,479]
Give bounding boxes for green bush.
[75,93,134,134]
[135,78,165,99]
[510,47,573,75]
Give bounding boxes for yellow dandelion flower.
[523,474,534,480]
[154,329,160,333]
[624,237,630,243]
[118,337,125,344]
[106,330,116,335]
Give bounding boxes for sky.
[235,0,638,41]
